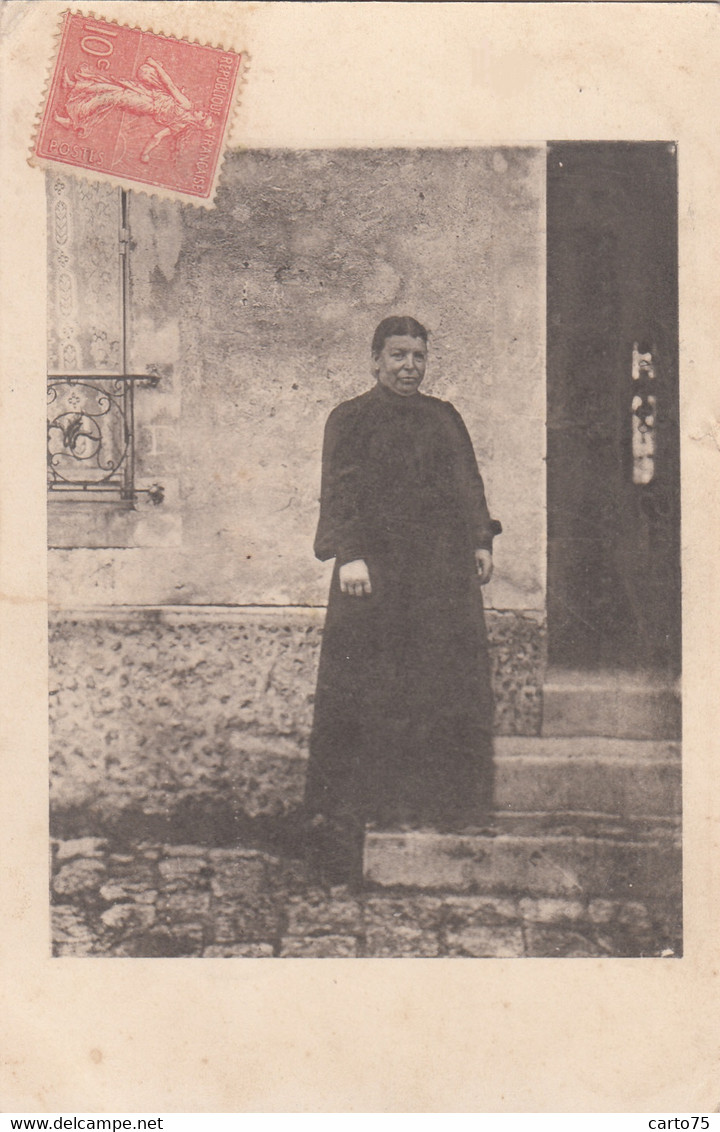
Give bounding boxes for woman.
[305,316,500,884]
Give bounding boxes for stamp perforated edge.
[28,7,251,209]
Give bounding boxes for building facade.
[48,144,680,863]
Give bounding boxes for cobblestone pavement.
[51,837,682,958]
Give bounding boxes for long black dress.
[305,381,496,881]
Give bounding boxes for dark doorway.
[546,142,680,678]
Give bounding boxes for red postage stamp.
[30,11,246,205]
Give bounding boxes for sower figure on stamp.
[54,58,213,163]
[305,316,501,885]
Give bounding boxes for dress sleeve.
[313,405,367,564]
[445,403,498,551]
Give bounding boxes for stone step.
[541,669,681,739]
[363,822,681,900]
[494,737,681,818]
[459,811,678,839]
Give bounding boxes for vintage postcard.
[1,0,719,1114]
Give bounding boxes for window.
[47,186,163,507]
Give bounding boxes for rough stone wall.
[47,148,547,831]
[48,147,546,612]
[49,607,545,831]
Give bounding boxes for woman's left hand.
[475,549,493,585]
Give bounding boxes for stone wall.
[49,607,545,837]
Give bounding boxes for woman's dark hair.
[371,316,428,356]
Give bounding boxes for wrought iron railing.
[47,371,163,504]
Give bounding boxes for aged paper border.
[2,0,719,1113]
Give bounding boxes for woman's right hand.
[339,559,372,597]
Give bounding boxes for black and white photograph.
[2,0,717,1116]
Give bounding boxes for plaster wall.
[48,146,546,612]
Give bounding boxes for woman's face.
[372,335,427,397]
